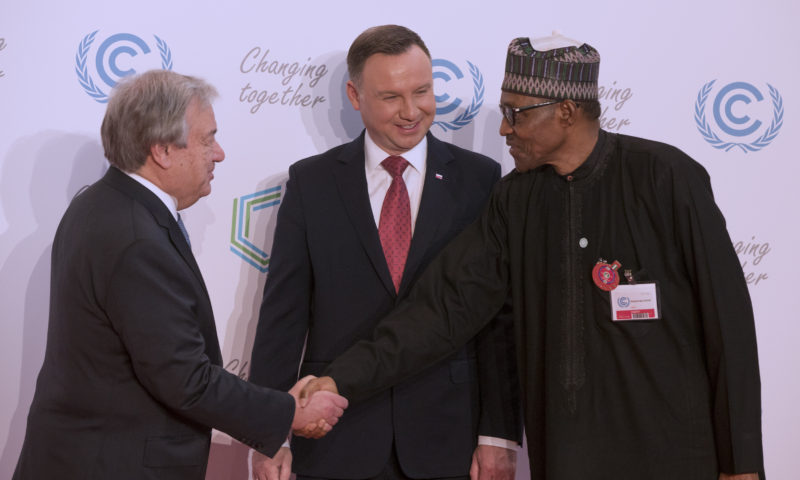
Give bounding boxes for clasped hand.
[298,375,339,402]
[252,376,345,480]
[288,375,347,438]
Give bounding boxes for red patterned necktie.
[378,155,411,293]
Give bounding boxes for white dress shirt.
[364,131,427,233]
[123,169,180,222]
[362,133,517,451]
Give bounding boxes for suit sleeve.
[325,184,512,402]
[249,165,312,392]
[104,237,295,457]
[670,159,764,476]
[473,163,522,444]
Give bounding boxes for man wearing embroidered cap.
[302,33,765,480]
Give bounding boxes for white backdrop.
[1,1,797,478]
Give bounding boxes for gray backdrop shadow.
[299,50,364,152]
[206,51,362,479]
[207,171,288,480]
[0,132,106,478]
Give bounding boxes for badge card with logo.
[610,283,660,321]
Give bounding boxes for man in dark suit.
[13,70,347,480]
[249,25,521,480]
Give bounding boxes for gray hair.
[100,70,218,172]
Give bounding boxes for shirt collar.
[560,129,607,181]
[123,170,179,221]
[364,130,427,175]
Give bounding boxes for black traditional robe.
[325,130,764,479]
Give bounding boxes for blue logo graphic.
[75,30,173,103]
[617,296,630,308]
[432,59,484,131]
[230,186,282,273]
[694,81,783,153]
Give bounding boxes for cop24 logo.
[230,186,282,273]
[75,31,173,103]
[694,81,783,153]
[432,59,484,131]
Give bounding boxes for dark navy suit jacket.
[15,167,295,480]
[250,132,521,478]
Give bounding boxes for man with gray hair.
[13,69,347,480]
[302,34,765,480]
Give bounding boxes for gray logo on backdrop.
[0,37,7,78]
[734,235,771,286]
[225,358,249,380]
[599,81,633,131]
[239,47,328,114]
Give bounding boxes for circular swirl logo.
[431,59,484,131]
[617,296,630,308]
[694,80,783,153]
[75,30,173,103]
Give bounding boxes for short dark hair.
[579,99,601,120]
[346,25,431,86]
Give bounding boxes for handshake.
[288,375,346,438]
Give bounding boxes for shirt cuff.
[478,435,519,449]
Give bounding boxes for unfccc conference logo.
[431,59,484,131]
[75,30,173,103]
[230,187,282,273]
[694,81,783,152]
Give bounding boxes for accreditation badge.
[610,283,661,321]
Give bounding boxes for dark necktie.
[378,156,411,293]
[177,213,191,248]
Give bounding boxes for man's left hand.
[251,447,291,480]
[719,474,759,480]
[469,445,517,480]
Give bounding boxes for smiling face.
[346,45,435,155]
[499,91,566,173]
[168,99,225,209]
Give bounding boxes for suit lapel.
[332,134,397,296]
[399,134,457,296]
[103,168,210,299]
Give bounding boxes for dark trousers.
[296,444,470,480]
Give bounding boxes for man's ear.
[149,143,171,169]
[346,80,361,111]
[558,100,580,126]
